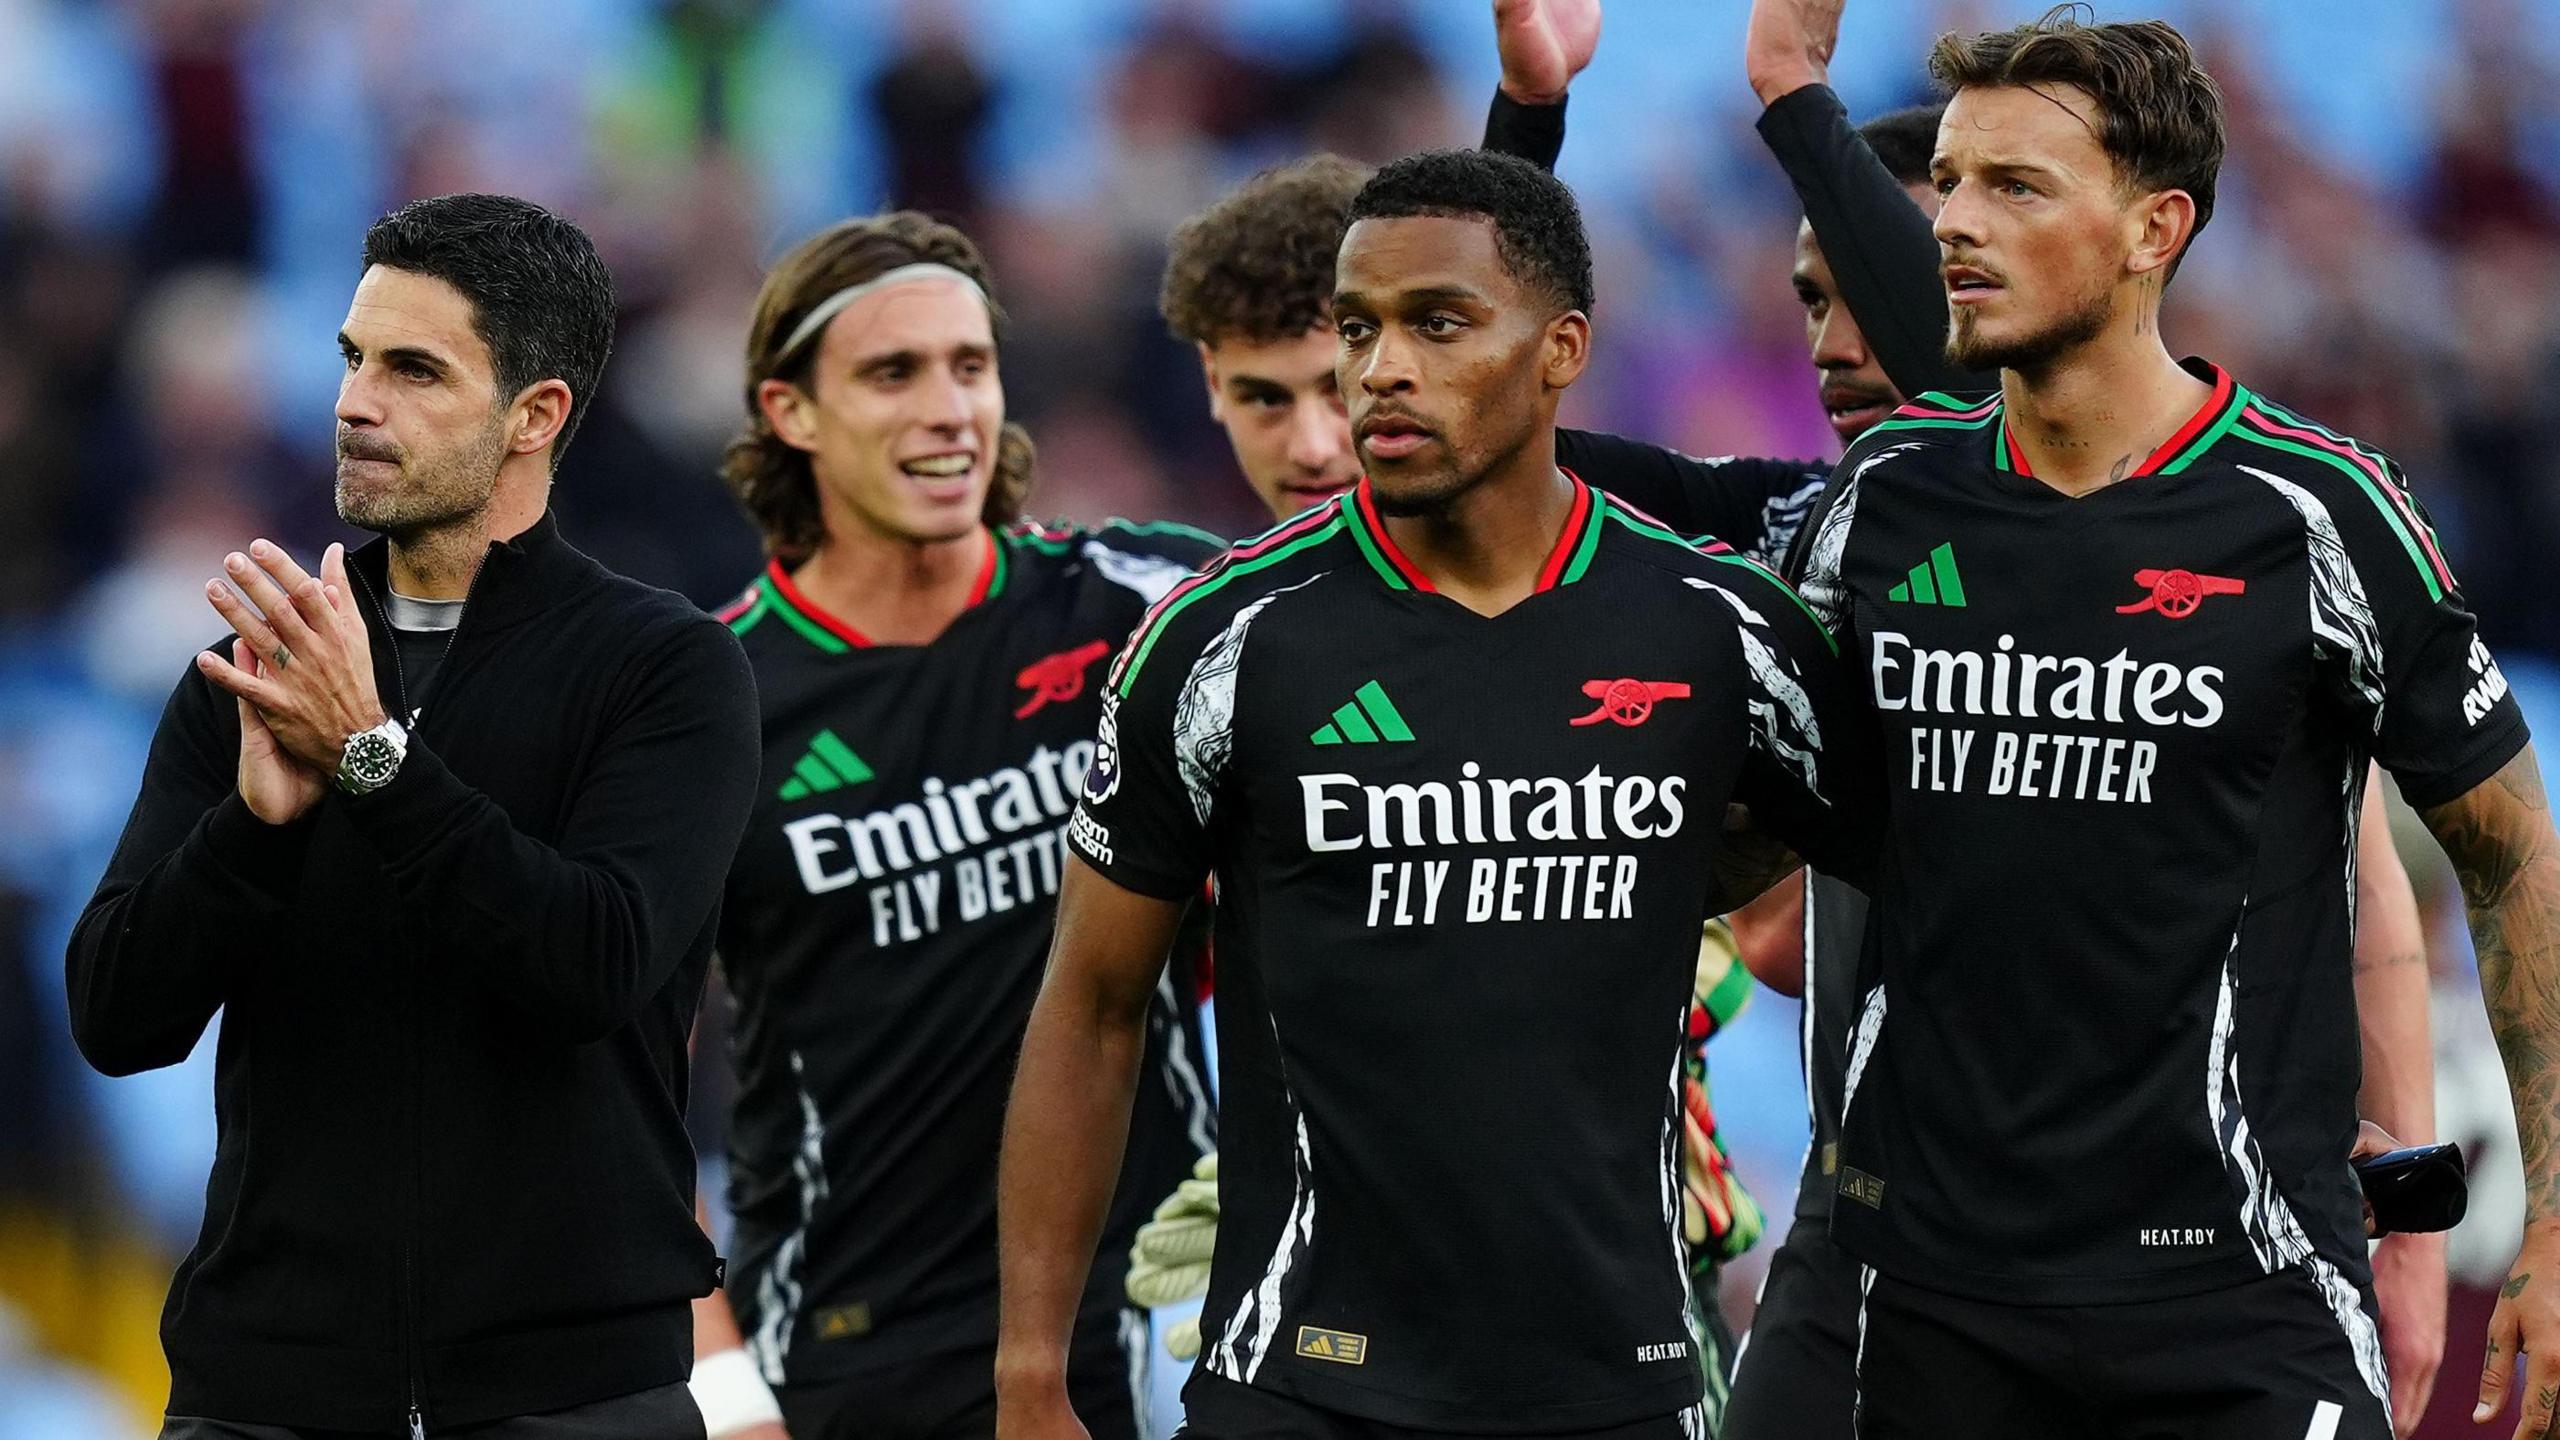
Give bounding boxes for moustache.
[337,433,402,465]
[1819,377,1899,411]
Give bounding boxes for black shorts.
[160,1382,705,1439]
[779,1307,1150,1440]
[1722,1215,1860,1440]
[1176,1371,1704,1440]
[1853,1266,2391,1440]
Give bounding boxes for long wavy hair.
[721,212,1035,561]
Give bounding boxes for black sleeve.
[337,615,763,1042]
[1559,429,1829,563]
[67,651,317,1076]
[2327,465,2531,806]
[1481,91,1567,172]
[1709,561,1880,889]
[1757,83,1990,401]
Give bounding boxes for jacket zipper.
[350,558,489,1440]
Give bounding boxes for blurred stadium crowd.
[4,0,2560,1431]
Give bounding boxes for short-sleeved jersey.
[1071,474,1869,1431]
[715,520,1222,1385]
[1803,362,2528,1319]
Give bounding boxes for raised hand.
[1493,0,1601,106]
[228,639,329,824]
[1744,0,1848,107]
[199,540,387,774]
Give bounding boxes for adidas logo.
[1887,543,1968,607]
[1295,1325,1369,1364]
[779,728,874,800]
[1311,681,1414,746]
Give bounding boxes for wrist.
[1751,68,1825,108]
[334,716,410,795]
[1499,77,1567,107]
[688,1348,782,1437]
[993,1347,1070,1398]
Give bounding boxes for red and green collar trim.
[1995,361,2243,480]
[752,529,1003,654]
[1343,470,1601,594]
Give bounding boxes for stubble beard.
[336,414,507,543]
[1946,280,2115,377]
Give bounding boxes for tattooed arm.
[2418,747,2560,1439]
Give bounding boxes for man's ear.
[2127,188,2198,281]
[1197,342,1226,423]
[506,378,574,459]
[1543,310,1592,392]
[758,377,820,453]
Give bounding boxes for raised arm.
[1745,0,1989,400]
[1479,0,1598,168]
[994,861,1188,1440]
[2416,748,2560,1439]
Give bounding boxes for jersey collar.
[753,528,1003,654]
[1994,358,2245,481]
[1343,470,1600,594]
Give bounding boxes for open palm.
[1494,0,1601,105]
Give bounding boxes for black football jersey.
[1800,364,2527,1350]
[1558,428,1829,568]
[1071,474,1869,1431]
[715,520,1221,1384]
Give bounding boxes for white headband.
[775,262,990,363]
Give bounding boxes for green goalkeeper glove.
[1128,1151,1219,1358]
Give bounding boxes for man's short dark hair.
[1162,155,1371,347]
[361,194,617,468]
[1345,149,1594,316]
[1860,104,1947,189]
[1929,6,2224,263]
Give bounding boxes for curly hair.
[1159,154,1371,347]
[721,211,1035,561]
[1345,149,1594,317]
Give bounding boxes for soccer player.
[69,195,760,1439]
[1795,15,2556,1437]
[997,148,1867,1440]
[1728,6,2450,1436]
[691,212,1219,1440]
[1155,0,1828,567]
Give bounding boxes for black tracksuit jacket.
[67,512,760,1432]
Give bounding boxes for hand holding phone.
[2354,1141,2467,1237]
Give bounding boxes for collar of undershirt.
[384,589,465,633]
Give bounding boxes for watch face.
[346,732,398,786]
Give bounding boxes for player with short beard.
[691,213,1218,1440]
[999,148,1872,1440]
[1730,5,2448,1433]
[1793,13,2553,1437]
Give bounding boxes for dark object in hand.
[2355,1142,2468,1236]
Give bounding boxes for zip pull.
[408,1404,426,1440]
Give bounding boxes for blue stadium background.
[3,0,2559,1432]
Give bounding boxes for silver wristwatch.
[336,718,409,795]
